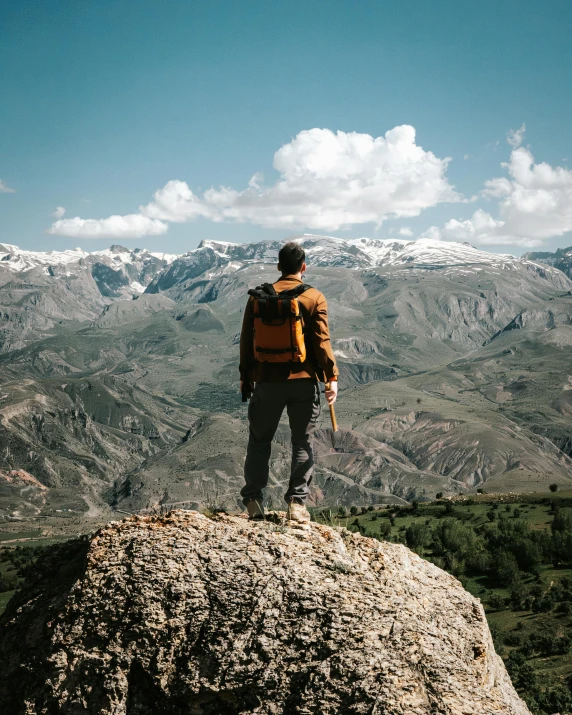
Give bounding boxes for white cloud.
[52,125,461,238]
[140,180,215,222]
[428,209,515,245]
[248,172,263,189]
[419,226,443,242]
[199,126,461,230]
[424,141,572,248]
[52,206,66,219]
[399,227,414,237]
[0,179,16,193]
[507,123,526,149]
[48,214,168,239]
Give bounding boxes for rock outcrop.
[0,511,531,714]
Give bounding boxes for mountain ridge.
[0,235,549,282]
[523,245,572,279]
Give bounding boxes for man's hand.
[325,381,338,406]
[240,380,254,400]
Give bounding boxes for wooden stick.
[325,382,338,432]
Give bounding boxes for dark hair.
[278,242,305,275]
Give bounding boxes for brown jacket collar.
[277,274,303,283]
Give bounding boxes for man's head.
[278,242,306,277]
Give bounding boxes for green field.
[315,491,572,715]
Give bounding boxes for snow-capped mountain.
[0,243,178,296]
[0,243,90,272]
[1,235,562,301]
[145,234,545,294]
[200,234,518,268]
[88,245,178,296]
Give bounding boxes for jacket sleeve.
[239,298,255,381]
[310,293,339,381]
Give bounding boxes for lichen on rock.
[0,511,531,714]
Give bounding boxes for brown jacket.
[239,275,339,383]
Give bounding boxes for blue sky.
[1,0,571,255]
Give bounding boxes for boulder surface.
[0,511,531,714]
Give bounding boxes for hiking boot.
[246,500,265,520]
[287,502,311,523]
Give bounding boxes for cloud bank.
[49,126,460,238]
[426,136,572,247]
[48,124,572,248]
[48,214,168,239]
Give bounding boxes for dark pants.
[241,379,321,506]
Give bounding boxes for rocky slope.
[523,245,572,280]
[0,373,195,516]
[0,510,531,715]
[0,244,177,351]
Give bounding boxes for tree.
[350,506,358,516]
[405,522,431,552]
[378,521,391,538]
[552,530,572,566]
[0,574,18,592]
[513,539,541,574]
[549,483,558,492]
[466,549,491,573]
[508,583,528,610]
[557,600,572,616]
[495,550,522,587]
[538,685,572,715]
[435,492,443,499]
[552,508,572,533]
[338,506,347,517]
[488,593,505,610]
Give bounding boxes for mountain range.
[1,235,571,519]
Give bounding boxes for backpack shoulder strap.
[278,283,312,298]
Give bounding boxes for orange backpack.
[248,283,311,363]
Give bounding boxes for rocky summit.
[0,510,530,714]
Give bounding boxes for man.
[239,241,338,522]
